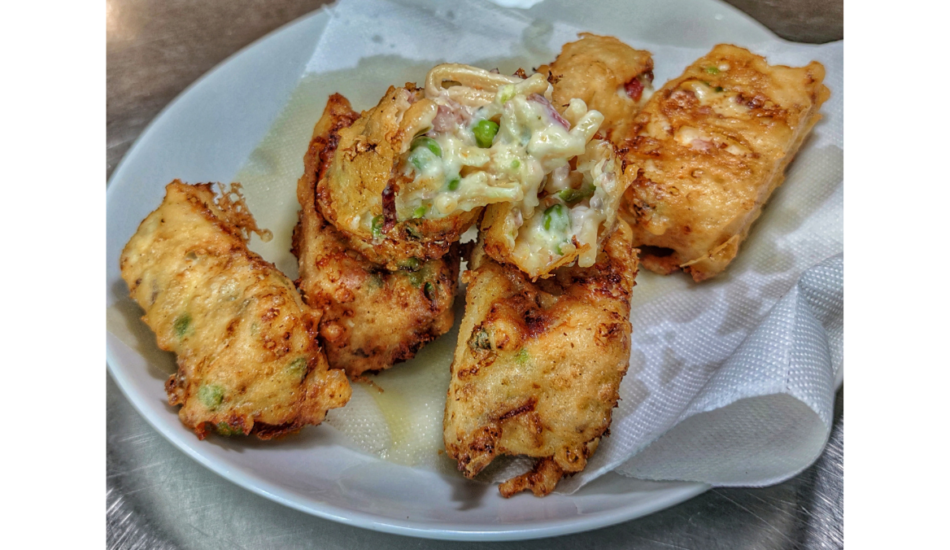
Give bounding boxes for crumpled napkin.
[233,0,843,493]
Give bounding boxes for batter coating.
[443,220,638,497]
[120,181,351,439]
[294,94,460,377]
[619,44,830,281]
[538,33,655,143]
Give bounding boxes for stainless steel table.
[107,1,843,547]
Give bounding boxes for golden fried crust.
[444,220,638,497]
[120,181,351,440]
[316,86,480,270]
[498,457,568,498]
[294,95,460,377]
[538,33,654,143]
[619,44,830,282]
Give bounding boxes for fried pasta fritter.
[316,64,606,270]
[294,94,459,377]
[619,44,830,281]
[120,181,351,439]
[538,33,655,142]
[316,84,476,269]
[443,220,638,497]
[481,138,634,280]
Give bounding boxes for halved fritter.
[538,33,654,143]
[120,181,351,439]
[295,94,459,377]
[481,138,634,280]
[316,64,605,271]
[316,84,476,270]
[443,220,638,497]
[619,44,830,281]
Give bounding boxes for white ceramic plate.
[106,0,780,540]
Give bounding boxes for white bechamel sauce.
[508,140,619,274]
[393,68,603,226]
[378,64,625,276]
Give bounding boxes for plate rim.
[106,0,782,540]
[108,332,713,541]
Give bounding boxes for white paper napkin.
[233,0,843,493]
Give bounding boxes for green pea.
[473,120,499,148]
[198,384,224,410]
[173,314,191,338]
[511,159,521,170]
[216,422,242,437]
[447,176,461,191]
[705,66,720,75]
[371,215,384,239]
[411,136,442,157]
[406,263,431,287]
[410,149,429,171]
[367,273,385,289]
[498,85,516,104]
[288,357,308,378]
[543,203,571,233]
[412,205,428,219]
[556,184,595,204]
[409,137,441,171]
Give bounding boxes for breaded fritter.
[538,33,655,142]
[443,220,638,497]
[294,94,460,377]
[619,44,830,281]
[120,181,351,439]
